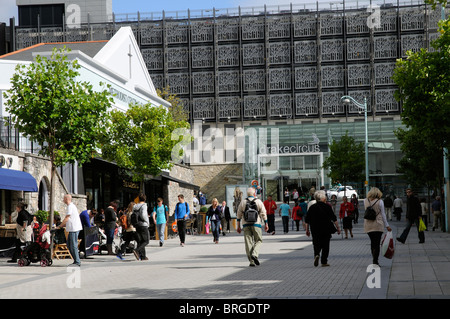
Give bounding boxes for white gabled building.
[0,27,196,247]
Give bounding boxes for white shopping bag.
[381,231,395,259]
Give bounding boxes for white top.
[65,202,82,232]
[393,198,403,208]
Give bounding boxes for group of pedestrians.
[6,185,442,270]
[236,185,433,268]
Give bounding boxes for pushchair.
[97,227,120,255]
[18,224,52,267]
[118,230,137,255]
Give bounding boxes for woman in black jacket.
[305,191,341,267]
[207,198,222,244]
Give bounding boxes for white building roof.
[0,26,170,115]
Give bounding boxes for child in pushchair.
[18,224,53,267]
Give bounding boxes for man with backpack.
[236,187,268,267]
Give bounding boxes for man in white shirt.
[56,194,82,266]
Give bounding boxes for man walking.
[397,188,425,244]
[56,194,82,266]
[221,201,231,235]
[174,194,190,246]
[431,196,442,231]
[237,187,268,267]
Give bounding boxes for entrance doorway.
[258,152,324,201]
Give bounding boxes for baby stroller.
[118,230,137,255]
[97,228,120,255]
[18,224,53,267]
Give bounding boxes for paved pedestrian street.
[1,213,449,303]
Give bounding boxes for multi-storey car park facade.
[1,0,449,209]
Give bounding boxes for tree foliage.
[395,127,443,189]
[393,19,450,151]
[4,47,113,226]
[156,86,189,122]
[100,102,190,182]
[322,132,365,187]
[393,14,449,190]
[4,47,113,166]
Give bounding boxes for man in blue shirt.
[174,194,190,247]
[80,210,92,228]
[279,200,291,234]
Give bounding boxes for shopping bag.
[419,218,427,232]
[205,222,210,235]
[381,231,395,259]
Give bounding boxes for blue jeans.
[211,220,221,242]
[67,231,81,265]
[156,223,166,244]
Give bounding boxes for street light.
[341,95,369,196]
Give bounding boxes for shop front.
[0,152,38,256]
[244,120,406,200]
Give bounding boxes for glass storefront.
[244,120,406,200]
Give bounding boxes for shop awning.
[0,168,38,192]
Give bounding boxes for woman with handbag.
[364,187,392,266]
[305,190,341,267]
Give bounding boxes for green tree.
[100,102,191,184]
[156,86,189,122]
[393,19,450,151]
[395,127,443,190]
[322,132,365,192]
[4,47,113,226]
[424,0,448,9]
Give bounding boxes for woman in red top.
[291,202,303,231]
[263,195,277,235]
[339,196,354,239]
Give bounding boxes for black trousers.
[399,217,425,243]
[267,214,275,233]
[177,220,186,244]
[368,231,383,264]
[135,226,149,258]
[312,234,331,264]
[119,231,139,255]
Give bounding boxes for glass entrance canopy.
[244,120,405,200]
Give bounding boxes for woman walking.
[339,196,354,239]
[305,190,341,267]
[292,201,303,231]
[364,187,391,265]
[207,198,222,244]
[116,202,139,260]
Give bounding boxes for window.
[18,4,64,27]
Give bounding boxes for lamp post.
[341,95,369,196]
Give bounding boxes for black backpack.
[244,198,259,223]
[364,199,379,220]
[130,205,142,226]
